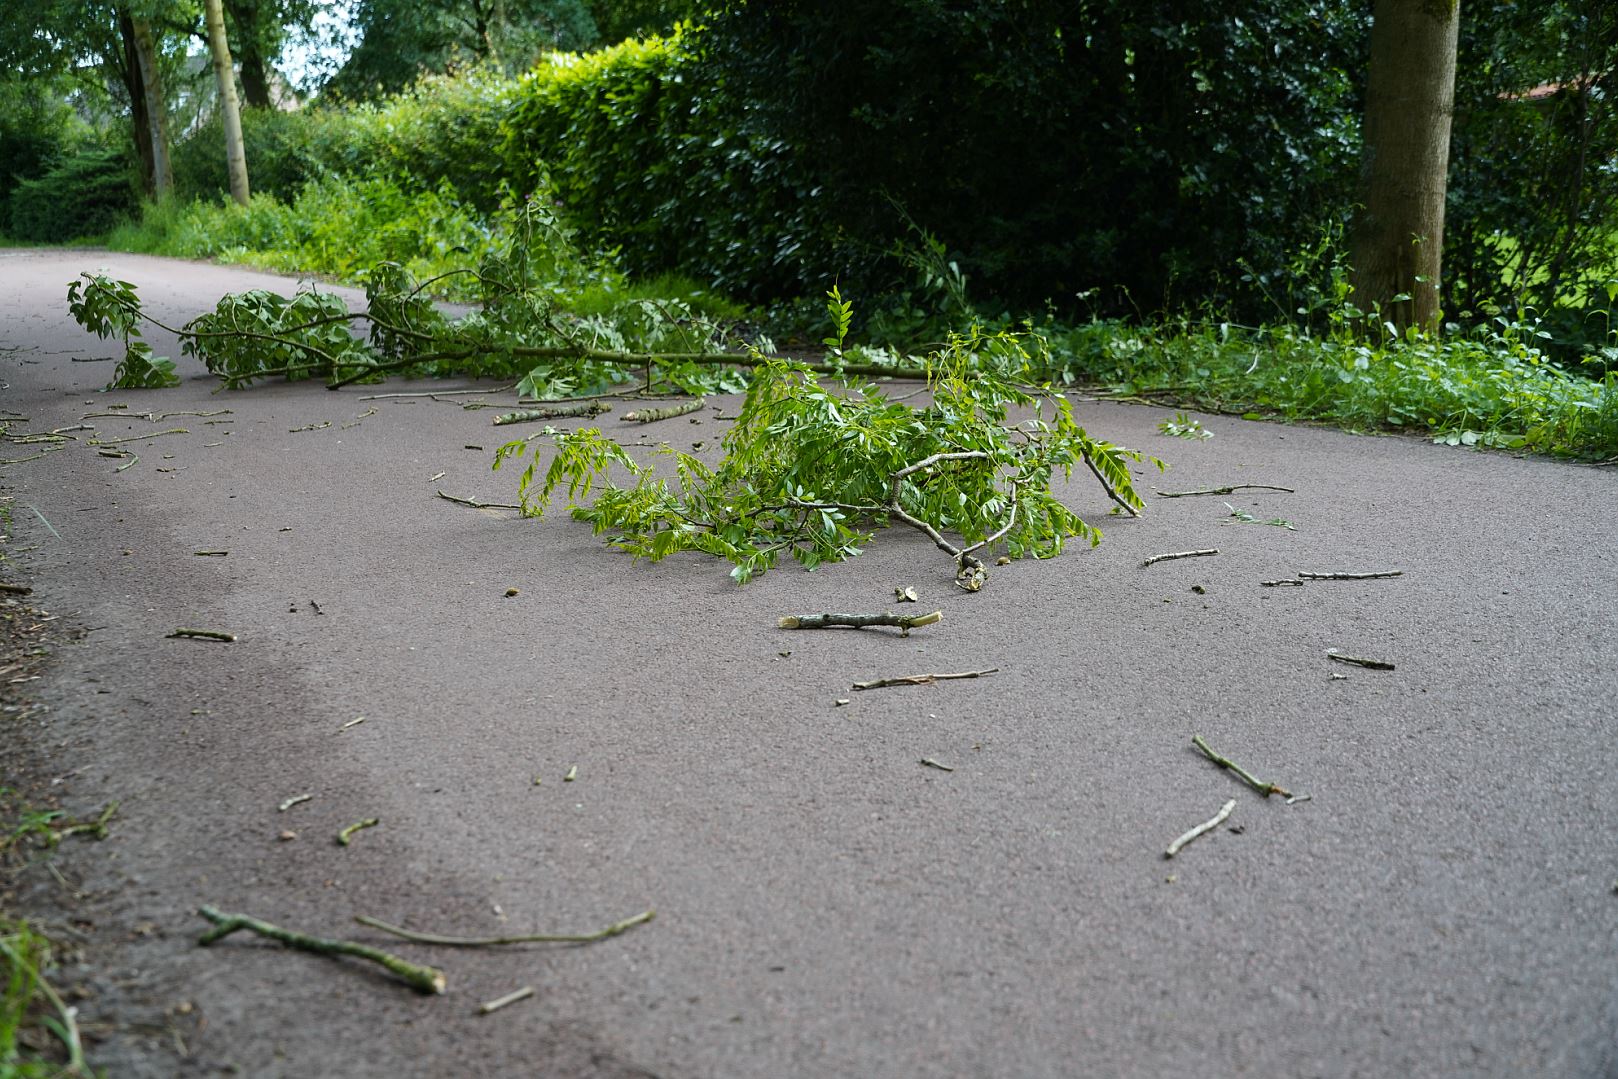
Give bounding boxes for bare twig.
[277,794,312,812]
[1155,484,1294,498]
[1142,548,1219,567]
[1326,650,1395,670]
[436,490,522,511]
[89,427,188,446]
[919,758,955,772]
[355,909,654,947]
[1164,799,1237,858]
[1260,579,1305,587]
[778,610,943,634]
[0,583,31,595]
[168,628,236,642]
[1298,570,1403,580]
[359,385,516,400]
[193,550,229,557]
[1191,734,1293,799]
[852,668,999,690]
[1084,454,1140,517]
[196,905,446,994]
[479,986,535,1015]
[623,398,705,423]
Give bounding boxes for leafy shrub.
[7,147,138,242]
[503,28,828,302]
[0,82,85,228]
[171,106,336,202]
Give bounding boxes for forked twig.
[852,668,999,690]
[196,906,446,994]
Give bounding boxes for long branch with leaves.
[496,300,1156,587]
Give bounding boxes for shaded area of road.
[2,249,1616,1077]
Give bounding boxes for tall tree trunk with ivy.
[224,0,274,108]
[129,17,173,197]
[1351,0,1460,333]
[115,10,156,196]
[203,0,251,205]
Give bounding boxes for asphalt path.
[2,249,1616,1078]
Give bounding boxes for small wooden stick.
[278,794,313,812]
[1298,570,1403,580]
[779,610,942,633]
[336,818,380,846]
[168,628,236,642]
[1142,549,1218,567]
[355,909,654,947]
[1191,734,1293,798]
[1164,799,1236,858]
[0,583,31,595]
[1155,484,1294,498]
[623,398,704,423]
[436,490,522,510]
[479,986,535,1014]
[852,668,999,690]
[196,905,446,994]
[919,757,955,772]
[1260,579,1305,587]
[1326,650,1395,670]
[193,550,229,557]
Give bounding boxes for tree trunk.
[1351,0,1461,334]
[224,0,275,108]
[116,11,156,197]
[203,0,251,206]
[129,18,173,198]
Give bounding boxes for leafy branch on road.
[496,310,1156,587]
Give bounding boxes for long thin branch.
[196,906,446,994]
[355,909,654,947]
[1154,484,1294,498]
[1142,548,1219,567]
[1298,570,1403,580]
[436,490,522,510]
[1191,734,1292,799]
[852,668,998,690]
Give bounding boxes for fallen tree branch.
[852,668,999,690]
[492,403,610,425]
[167,628,236,642]
[196,905,446,994]
[355,908,654,947]
[1164,798,1237,858]
[1298,570,1403,580]
[1191,734,1293,798]
[1142,548,1219,567]
[1154,484,1294,498]
[622,398,705,424]
[1326,650,1395,670]
[359,385,516,400]
[778,610,943,634]
[436,490,522,510]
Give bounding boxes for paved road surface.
[2,250,1616,1077]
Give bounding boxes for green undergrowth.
[1041,317,1618,460]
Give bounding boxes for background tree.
[203,0,251,205]
[1351,0,1461,332]
[222,0,317,107]
[326,0,598,99]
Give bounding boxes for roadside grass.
[1037,316,1618,460]
[0,914,89,1077]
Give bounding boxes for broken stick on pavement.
[196,905,446,994]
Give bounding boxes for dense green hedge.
[7,148,138,242]
[503,30,825,301]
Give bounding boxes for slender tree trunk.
[1351,0,1461,334]
[203,0,251,206]
[116,11,156,197]
[130,18,173,198]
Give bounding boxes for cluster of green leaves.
[78,198,744,395]
[496,306,1149,584]
[7,147,138,244]
[1045,315,1618,460]
[65,275,180,389]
